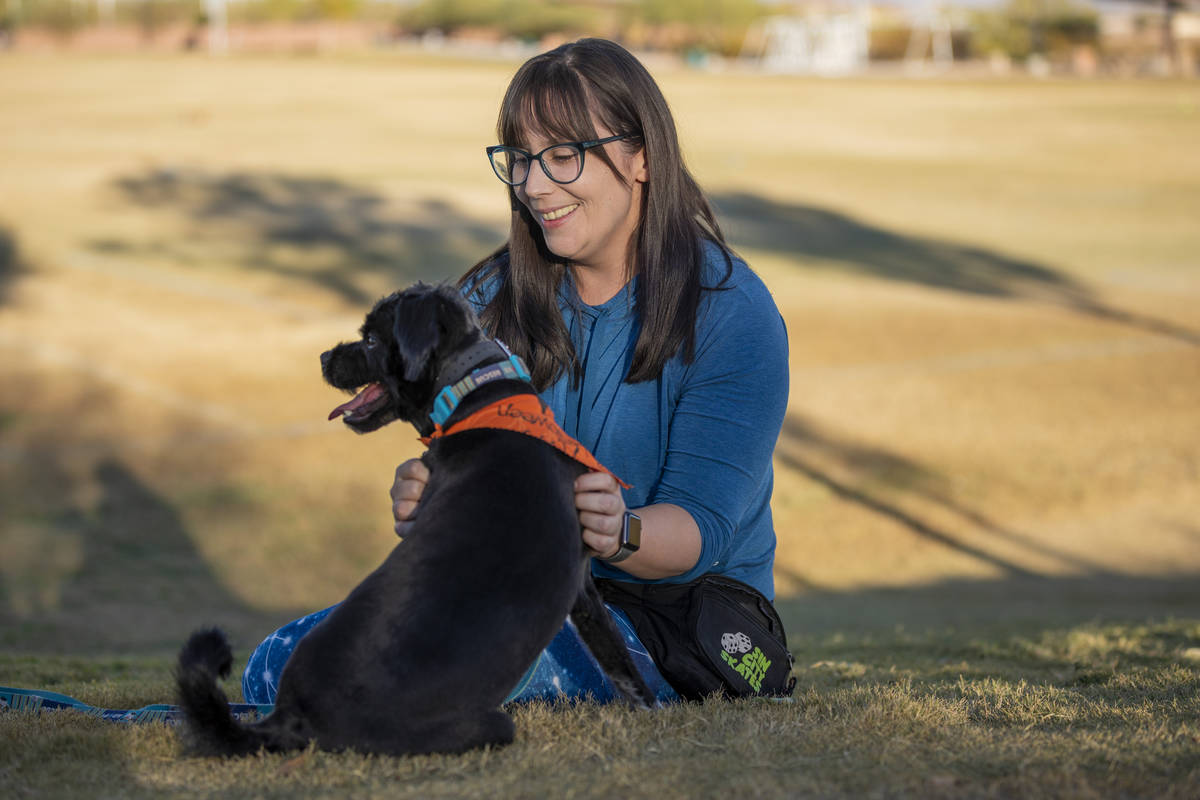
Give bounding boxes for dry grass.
[3,619,1198,798]
[1,50,1199,797]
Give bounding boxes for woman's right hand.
[391,457,430,536]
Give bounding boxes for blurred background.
[4,0,1200,76]
[1,1,1198,662]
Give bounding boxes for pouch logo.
[719,631,771,692]
[721,632,752,654]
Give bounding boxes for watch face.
[623,512,642,550]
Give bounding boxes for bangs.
[498,60,599,148]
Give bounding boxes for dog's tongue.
[328,383,385,421]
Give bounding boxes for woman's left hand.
[575,471,627,560]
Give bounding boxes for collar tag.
[430,353,531,427]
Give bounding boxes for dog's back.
[287,428,586,715]
[176,283,653,757]
[176,429,585,756]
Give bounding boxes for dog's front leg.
[570,576,657,709]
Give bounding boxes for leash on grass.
[0,664,539,725]
[0,634,545,726]
[0,686,273,725]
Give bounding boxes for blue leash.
[0,686,273,725]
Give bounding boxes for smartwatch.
[601,511,641,564]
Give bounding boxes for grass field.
[1,50,1198,797]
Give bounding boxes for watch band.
[602,543,636,563]
[601,510,641,564]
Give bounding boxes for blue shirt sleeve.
[648,271,790,583]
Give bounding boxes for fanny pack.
[596,574,796,701]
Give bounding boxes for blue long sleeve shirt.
[465,243,789,599]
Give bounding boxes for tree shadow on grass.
[0,224,27,307]
[0,376,304,659]
[777,412,1123,582]
[90,167,507,305]
[771,414,1200,639]
[775,414,1120,581]
[713,192,1200,345]
[774,570,1200,641]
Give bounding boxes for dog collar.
[433,340,509,390]
[430,351,531,427]
[421,394,631,489]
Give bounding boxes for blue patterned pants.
[242,603,680,706]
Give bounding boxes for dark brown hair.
[460,38,731,389]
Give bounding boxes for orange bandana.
[420,394,631,489]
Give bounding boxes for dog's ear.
[432,283,477,342]
[392,289,441,382]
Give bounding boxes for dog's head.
[321,283,485,435]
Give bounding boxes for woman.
[244,38,791,706]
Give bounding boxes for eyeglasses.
[485,134,630,187]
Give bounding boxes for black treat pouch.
[692,576,794,697]
[597,574,795,701]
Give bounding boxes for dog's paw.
[610,676,656,711]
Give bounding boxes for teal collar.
[430,346,531,427]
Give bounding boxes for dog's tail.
[175,628,302,756]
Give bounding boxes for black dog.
[176,283,656,757]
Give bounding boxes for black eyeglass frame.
[485,134,632,186]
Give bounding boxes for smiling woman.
[242,38,794,707]
[485,130,647,299]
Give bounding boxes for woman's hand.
[391,458,430,536]
[575,471,627,560]
[394,459,699,577]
